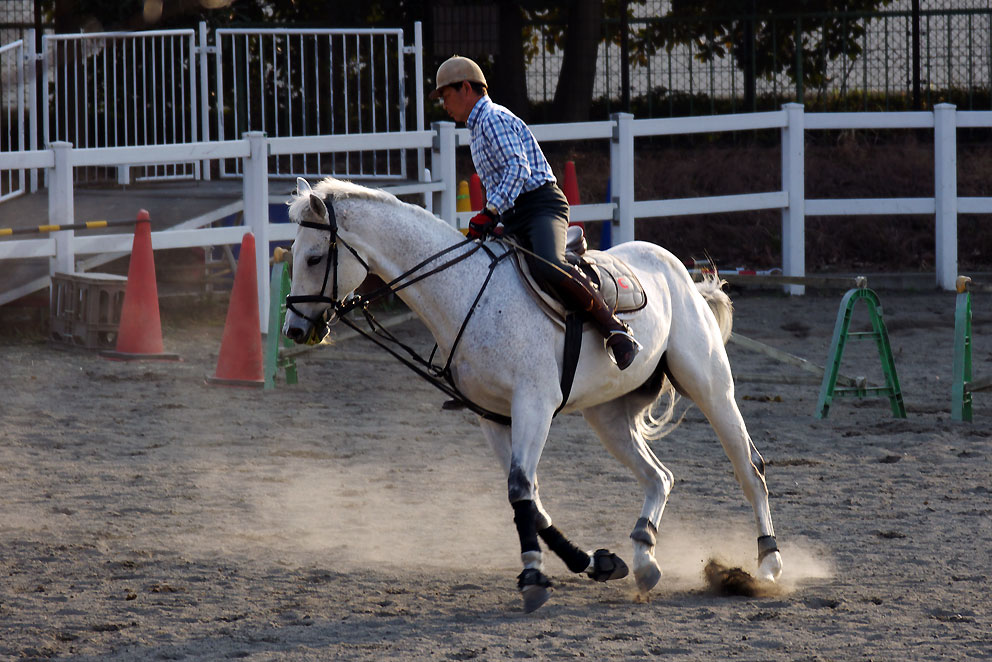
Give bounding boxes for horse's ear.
[309,193,328,221]
[297,177,312,197]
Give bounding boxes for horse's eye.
[307,255,323,267]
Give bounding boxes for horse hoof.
[757,551,783,583]
[521,584,553,613]
[634,559,662,595]
[518,568,553,613]
[586,549,629,582]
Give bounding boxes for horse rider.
[430,55,640,370]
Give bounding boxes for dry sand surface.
[0,287,989,661]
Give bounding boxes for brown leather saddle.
[513,225,648,328]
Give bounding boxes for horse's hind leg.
[582,398,674,595]
[665,338,784,583]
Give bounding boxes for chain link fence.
[5,1,992,119]
[522,3,992,116]
[0,0,34,47]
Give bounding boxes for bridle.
[284,196,491,341]
[282,195,517,424]
[282,194,598,427]
[284,200,368,342]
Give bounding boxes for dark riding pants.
[500,182,573,298]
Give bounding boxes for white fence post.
[198,22,212,181]
[414,22,426,184]
[781,103,806,295]
[422,168,433,213]
[431,121,457,226]
[934,103,958,291]
[609,112,635,245]
[25,29,39,193]
[48,142,74,276]
[244,131,270,333]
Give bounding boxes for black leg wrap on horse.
[512,500,541,554]
[538,525,590,574]
[630,517,658,547]
[587,549,630,582]
[757,535,779,563]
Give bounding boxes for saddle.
[513,225,648,329]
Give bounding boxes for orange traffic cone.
[206,232,264,387]
[101,210,180,361]
[562,161,584,229]
[469,173,484,211]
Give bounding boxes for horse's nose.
[284,324,305,343]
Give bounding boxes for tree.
[634,0,894,109]
[548,0,605,122]
[522,0,636,121]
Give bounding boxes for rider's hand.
[467,208,496,240]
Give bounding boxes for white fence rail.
[1,103,990,330]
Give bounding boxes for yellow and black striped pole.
[0,218,141,238]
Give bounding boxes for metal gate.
[1,38,27,201]
[213,27,412,180]
[3,22,423,188]
[42,29,200,183]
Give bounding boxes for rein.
[284,199,515,425]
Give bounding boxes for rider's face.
[439,82,476,123]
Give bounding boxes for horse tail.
[633,375,684,442]
[694,270,733,344]
[632,271,733,442]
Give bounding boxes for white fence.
[1,103,989,331]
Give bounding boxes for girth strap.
[554,313,583,416]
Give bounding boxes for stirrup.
[604,329,642,369]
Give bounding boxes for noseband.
[285,200,369,341]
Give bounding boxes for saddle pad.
[513,249,647,327]
[584,249,648,314]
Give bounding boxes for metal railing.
[0,37,26,201]
[0,21,425,195]
[43,29,201,183]
[214,26,413,180]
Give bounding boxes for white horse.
[282,176,783,612]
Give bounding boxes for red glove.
[467,208,496,240]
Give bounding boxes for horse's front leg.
[479,416,554,612]
[479,414,627,612]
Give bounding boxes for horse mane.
[312,177,396,204]
[288,177,397,219]
[288,176,452,231]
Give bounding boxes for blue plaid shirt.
[466,96,556,215]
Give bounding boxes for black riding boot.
[553,266,641,370]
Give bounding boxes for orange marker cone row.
[206,232,264,387]
[101,210,180,361]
